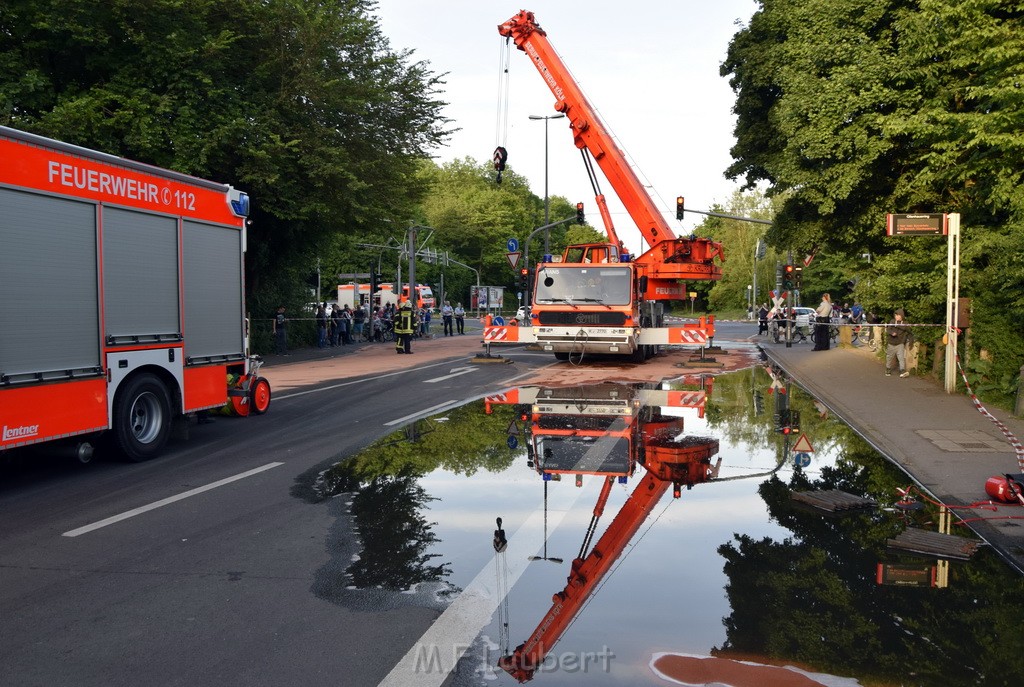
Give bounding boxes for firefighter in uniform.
[395,300,416,354]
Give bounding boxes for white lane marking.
[384,401,461,426]
[275,360,454,400]
[424,366,477,384]
[378,423,620,687]
[62,462,285,537]
[377,500,576,687]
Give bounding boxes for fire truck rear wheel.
[113,373,172,462]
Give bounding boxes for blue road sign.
[507,436,518,450]
[793,452,811,468]
[507,237,520,253]
[492,315,505,326]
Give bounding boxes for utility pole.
[407,226,417,306]
[529,113,565,256]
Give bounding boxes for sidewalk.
[257,326,484,394]
[759,338,1024,575]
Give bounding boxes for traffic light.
[676,196,685,220]
[576,202,585,224]
[783,264,795,290]
[519,267,529,291]
[793,266,803,290]
[775,409,801,435]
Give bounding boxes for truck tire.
[554,352,570,361]
[113,373,172,462]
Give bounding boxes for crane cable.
[493,517,510,657]
[493,37,512,183]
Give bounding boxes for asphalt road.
[0,350,546,687]
[0,322,757,687]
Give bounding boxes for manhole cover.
[916,430,1009,452]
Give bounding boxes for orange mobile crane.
[487,11,724,362]
[484,380,719,681]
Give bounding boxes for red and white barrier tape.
[952,340,1024,472]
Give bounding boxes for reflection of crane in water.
[484,379,720,682]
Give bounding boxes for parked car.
[792,307,815,329]
[515,305,531,322]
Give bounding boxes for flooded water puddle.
[313,364,1024,687]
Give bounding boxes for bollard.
[839,324,853,348]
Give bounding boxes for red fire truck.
[0,126,269,462]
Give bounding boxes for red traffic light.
[520,268,528,276]
[784,264,794,274]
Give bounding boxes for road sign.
[792,434,814,453]
[507,237,520,252]
[506,419,520,435]
[793,452,811,468]
[506,251,521,269]
[507,435,518,450]
[492,315,505,326]
[886,213,948,236]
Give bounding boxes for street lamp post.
[529,113,565,256]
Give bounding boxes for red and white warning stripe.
[483,327,511,342]
[953,347,1024,472]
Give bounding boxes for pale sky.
[374,1,758,256]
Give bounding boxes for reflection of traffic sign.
[507,435,518,450]
[793,452,811,468]
[792,434,814,453]
[507,237,520,252]
[506,419,520,435]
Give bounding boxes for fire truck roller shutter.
[102,207,180,341]
[0,188,100,378]
[182,220,244,361]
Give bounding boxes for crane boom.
[498,437,720,682]
[498,10,724,283]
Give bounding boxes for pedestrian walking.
[757,303,769,335]
[885,308,912,377]
[441,301,454,336]
[454,303,466,334]
[273,306,288,355]
[395,301,415,354]
[813,293,833,351]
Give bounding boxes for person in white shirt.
[813,293,833,351]
[441,301,455,336]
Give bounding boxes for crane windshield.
[534,267,632,306]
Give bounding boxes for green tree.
[1,0,452,316]
[722,0,1024,406]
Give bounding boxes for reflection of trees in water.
[716,437,1024,686]
[345,471,451,590]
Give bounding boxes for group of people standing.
[274,299,470,357]
[440,301,466,336]
[315,303,360,349]
[757,292,913,378]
